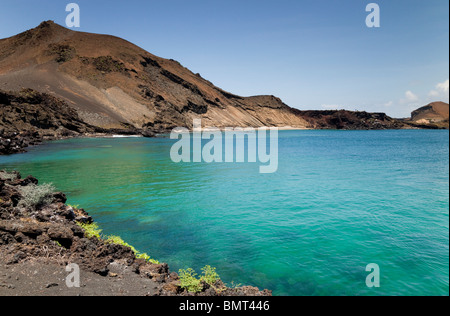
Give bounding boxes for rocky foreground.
[0,171,270,296]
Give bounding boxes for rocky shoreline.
[0,89,157,155]
[2,88,447,156]
[0,170,271,296]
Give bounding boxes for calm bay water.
[0,130,448,296]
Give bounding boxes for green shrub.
[138,253,160,265]
[178,268,203,293]
[106,235,160,264]
[201,265,219,285]
[77,222,103,239]
[76,222,160,264]
[178,265,221,293]
[106,235,136,251]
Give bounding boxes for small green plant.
[76,221,160,264]
[137,253,160,264]
[106,235,136,251]
[106,235,160,264]
[77,222,103,239]
[201,265,220,285]
[178,265,221,293]
[18,183,56,209]
[178,268,203,293]
[136,252,150,261]
[149,258,161,265]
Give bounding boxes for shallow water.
[1,130,448,296]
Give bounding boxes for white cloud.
[429,90,440,98]
[429,79,449,101]
[437,79,449,93]
[398,91,420,113]
[405,90,419,102]
[428,79,449,102]
[386,80,448,118]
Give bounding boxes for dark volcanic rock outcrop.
[0,89,158,155]
[0,89,100,154]
[297,110,412,130]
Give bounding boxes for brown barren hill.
[411,102,449,128]
[0,21,309,131]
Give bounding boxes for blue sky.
[0,0,448,117]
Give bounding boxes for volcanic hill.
[1,21,447,140]
[410,101,449,129]
[0,21,309,131]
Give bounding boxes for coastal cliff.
[1,88,446,156]
[0,170,271,296]
[0,89,155,155]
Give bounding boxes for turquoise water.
[0,130,448,296]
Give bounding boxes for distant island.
[409,101,449,129]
